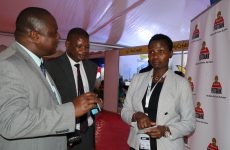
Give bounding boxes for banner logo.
[192,24,200,39]
[211,75,222,94]
[206,75,226,99]
[195,102,204,119]
[210,10,228,36]
[199,41,210,60]
[214,11,224,30]
[207,137,219,150]
[196,41,213,65]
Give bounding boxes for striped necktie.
[40,62,46,77]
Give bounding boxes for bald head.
[14,7,59,57]
[15,7,54,40]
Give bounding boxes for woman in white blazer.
[121,34,196,150]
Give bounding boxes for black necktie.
[40,62,46,77]
[74,64,88,133]
[75,64,84,95]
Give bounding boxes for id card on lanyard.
[139,134,151,150]
[145,71,168,108]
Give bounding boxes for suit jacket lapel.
[58,53,77,97]
[156,70,174,123]
[133,70,153,112]
[14,43,57,101]
[45,72,62,104]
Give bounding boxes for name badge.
[139,134,150,150]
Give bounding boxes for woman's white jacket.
[121,69,196,150]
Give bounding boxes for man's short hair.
[67,28,89,40]
[148,34,173,51]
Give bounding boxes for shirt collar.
[66,52,83,67]
[16,42,43,66]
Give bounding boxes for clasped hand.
[135,112,165,138]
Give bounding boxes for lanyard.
[145,70,168,108]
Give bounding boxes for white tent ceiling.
[0,0,211,52]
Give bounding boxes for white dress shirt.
[67,54,93,129]
[16,42,62,104]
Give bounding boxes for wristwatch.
[164,126,171,137]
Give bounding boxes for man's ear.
[65,40,70,49]
[170,51,173,58]
[28,30,39,42]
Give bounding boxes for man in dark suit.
[45,28,99,150]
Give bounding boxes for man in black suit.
[45,28,98,150]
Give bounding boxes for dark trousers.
[68,125,95,150]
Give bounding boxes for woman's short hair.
[148,34,173,51]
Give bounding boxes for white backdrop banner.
[186,0,229,150]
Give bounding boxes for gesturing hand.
[72,92,100,117]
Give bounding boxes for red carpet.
[95,110,130,150]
